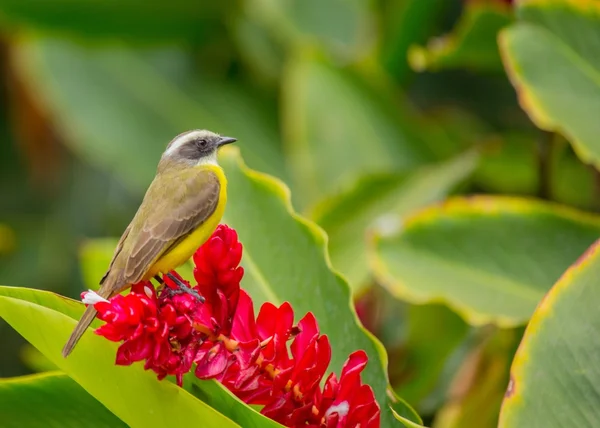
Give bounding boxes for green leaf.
[246,0,374,60]
[473,134,540,196]
[370,195,600,326]
[0,371,125,427]
[11,37,286,193]
[499,0,600,168]
[390,304,469,409]
[20,344,57,373]
[499,238,600,427]
[219,146,421,426]
[434,328,521,428]
[0,2,227,42]
[183,377,282,428]
[233,16,285,85]
[311,151,478,291]
[282,54,431,207]
[409,3,512,73]
[0,286,240,427]
[391,407,427,428]
[380,0,448,81]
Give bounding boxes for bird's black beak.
[218,136,237,147]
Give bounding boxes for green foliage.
[282,54,431,208]
[0,372,125,427]
[409,2,513,73]
[499,239,600,427]
[392,304,469,407]
[2,0,600,426]
[312,152,478,290]
[434,328,521,428]
[370,195,600,326]
[0,2,228,42]
[500,0,600,168]
[12,38,286,191]
[0,287,241,427]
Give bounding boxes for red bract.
[314,351,380,428]
[193,224,243,335]
[86,224,380,427]
[91,281,203,386]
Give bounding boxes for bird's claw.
[165,272,205,303]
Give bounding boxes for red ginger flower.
[312,351,381,428]
[85,224,380,427]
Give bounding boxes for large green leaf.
[370,195,600,326]
[20,344,58,373]
[184,378,281,428]
[11,37,286,192]
[410,2,512,73]
[282,54,431,207]
[0,286,240,427]
[499,238,600,427]
[0,2,226,42]
[219,146,420,426]
[13,282,276,428]
[311,151,477,290]
[0,371,124,427]
[499,0,600,168]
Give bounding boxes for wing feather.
[120,169,220,283]
[99,224,131,285]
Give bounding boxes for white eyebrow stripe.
[165,131,201,157]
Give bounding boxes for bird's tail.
[62,301,99,358]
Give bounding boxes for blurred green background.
[0,0,596,425]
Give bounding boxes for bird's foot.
[165,272,205,303]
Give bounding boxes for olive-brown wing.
[122,169,220,283]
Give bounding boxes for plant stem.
[536,131,554,200]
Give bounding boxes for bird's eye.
[197,139,208,147]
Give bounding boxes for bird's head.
[161,130,236,168]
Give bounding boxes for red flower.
[193,224,243,335]
[89,281,203,386]
[85,224,380,427]
[314,351,380,428]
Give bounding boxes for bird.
[62,129,236,357]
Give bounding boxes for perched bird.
[62,130,236,357]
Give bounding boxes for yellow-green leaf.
[499,237,600,427]
[312,151,478,291]
[0,286,240,428]
[220,146,420,426]
[500,0,600,168]
[370,195,600,326]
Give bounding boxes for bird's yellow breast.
[145,164,227,278]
